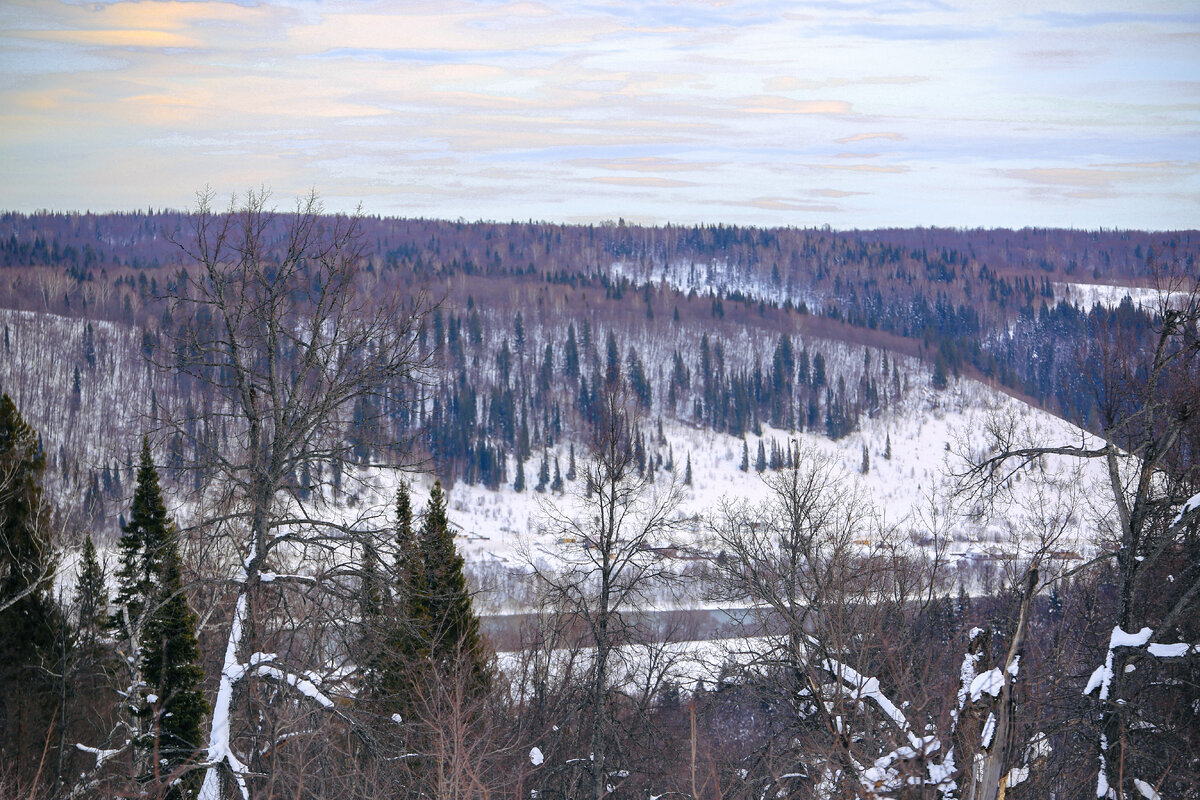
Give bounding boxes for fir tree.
[141,538,208,798]
[684,452,693,486]
[514,456,526,492]
[112,438,171,641]
[564,323,580,379]
[551,456,563,493]
[566,444,577,481]
[932,352,949,390]
[419,482,488,689]
[861,443,870,475]
[885,433,892,460]
[74,534,108,654]
[740,439,749,472]
[0,394,61,780]
[755,440,767,473]
[371,483,430,715]
[536,450,550,493]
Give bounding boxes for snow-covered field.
[352,367,1113,617]
[1053,281,1177,311]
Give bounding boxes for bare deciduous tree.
[526,387,684,800]
[157,188,432,800]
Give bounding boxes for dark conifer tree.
[0,394,61,783]
[566,443,577,481]
[419,482,488,690]
[74,534,108,654]
[740,439,749,472]
[755,439,766,473]
[885,433,893,460]
[605,331,621,388]
[514,456,526,492]
[551,456,563,493]
[140,538,208,798]
[564,323,580,380]
[112,438,170,642]
[369,483,430,718]
[684,452,693,486]
[932,352,949,390]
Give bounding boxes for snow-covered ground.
[346,367,1114,618]
[1052,282,1179,311]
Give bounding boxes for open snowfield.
[349,366,1114,616]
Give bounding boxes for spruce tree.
[141,539,208,798]
[419,482,488,690]
[0,394,61,781]
[74,534,108,655]
[112,438,171,641]
[740,440,749,471]
[371,483,429,716]
[684,453,693,486]
[551,456,563,493]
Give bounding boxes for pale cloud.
[811,188,868,198]
[739,197,841,213]
[835,132,906,144]
[1,0,1198,228]
[18,28,201,48]
[1002,161,1200,188]
[819,164,910,174]
[734,96,854,115]
[589,176,698,188]
[569,157,711,173]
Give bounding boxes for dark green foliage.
[605,331,620,388]
[564,323,580,379]
[932,352,949,390]
[861,442,870,475]
[684,452,692,485]
[551,456,563,493]
[74,534,108,653]
[419,482,487,686]
[111,439,208,795]
[112,438,171,641]
[369,482,488,724]
[885,433,892,460]
[536,450,549,493]
[740,439,749,472]
[0,394,62,783]
[140,540,208,798]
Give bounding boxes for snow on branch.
[1085,625,1199,700]
[1171,491,1200,527]
[821,657,920,748]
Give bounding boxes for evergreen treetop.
[113,437,171,640]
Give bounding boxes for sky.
[2,0,1198,229]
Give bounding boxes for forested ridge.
[0,201,1197,799]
